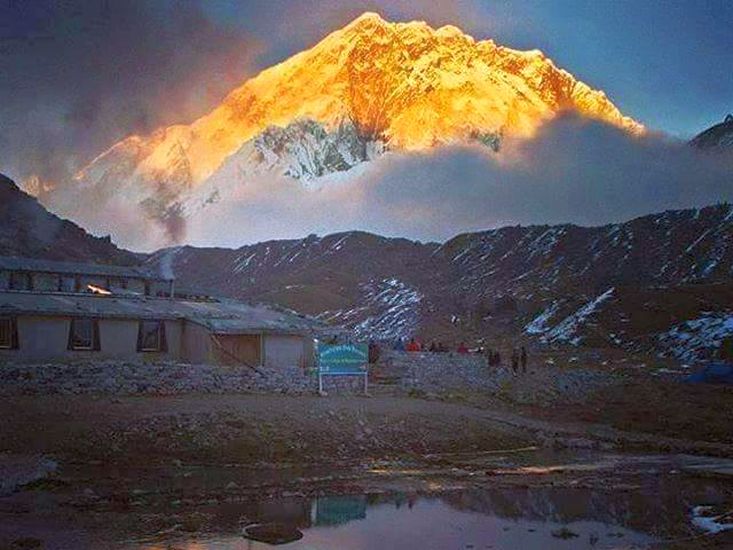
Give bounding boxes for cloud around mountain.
[180,115,733,249]
[0,1,259,186]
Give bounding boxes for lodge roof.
[0,256,171,281]
[0,291,322,335]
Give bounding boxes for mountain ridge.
[41,12,644,247]
[0,174,139,265]
[4,162,731,361]
[148,202,733,359]
[81,11,642,187]
[690,114,733,151]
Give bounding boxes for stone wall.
[0,361,318,396]
[377,351,615,405]
[0,352,614,402]
[379,351,506,393]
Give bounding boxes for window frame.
[0,317,18,350]
[137,320,167,353]
[0,270,9,291]
[67,318,100,351]
[58,275,76,293]
[9,272,32,291]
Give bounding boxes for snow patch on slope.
[353,278,423,340]
[525,300,561,335]
[319,278,422,341]
[691,505,733,534]
[657,312,733,362]
[179,119,385,219]
[543,288,615,345]
[251,119,384,183]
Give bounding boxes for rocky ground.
[0,349,731,549]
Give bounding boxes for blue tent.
[685,362,733,385]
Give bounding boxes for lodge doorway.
[212,333,262,367]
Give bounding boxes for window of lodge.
[137,320,167,352]
[0,317,17,349]
[68,319,100,351]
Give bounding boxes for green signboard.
[316,343,369,394]
[317,343,368,375]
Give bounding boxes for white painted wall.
[0,314,312,369]
[263,334,310,369]
[0,316,182,362]
[181,322,213,364]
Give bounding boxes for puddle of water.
[129,485,704,550]
[243,497,651,550]
[93,452,733,549]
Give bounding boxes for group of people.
[429,341,450,353]
[396,338,470,354]
[511,346,529,374]
[381,339,470,362]
[395,337,529,372]
[486,346,528,372]
[348,337,530,373]
[394,338,426,352]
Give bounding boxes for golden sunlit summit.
[75,12,643,190]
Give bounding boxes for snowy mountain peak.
[41,13,644,248]
[69,12,641,189]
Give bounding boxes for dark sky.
[1,0,732,184]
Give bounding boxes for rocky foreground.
[1,349,731,459]
[0,350,731,548]
[0,350,611,402]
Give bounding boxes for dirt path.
[453,403,733,457]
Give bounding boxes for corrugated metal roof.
[0,291,322,334]
[0,256,170,281]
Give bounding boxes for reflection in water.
[312,495,367,526]
[130,477,731,550]
[149,496,655,549]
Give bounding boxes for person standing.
[368,340,381,364]
[520,346,528,373]
[511,349,519,374]
[720,336,733,361]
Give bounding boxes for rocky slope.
[148,203,733,360]
[42,12,642,245]
[0,173,138,264]
[690,114,733,151]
